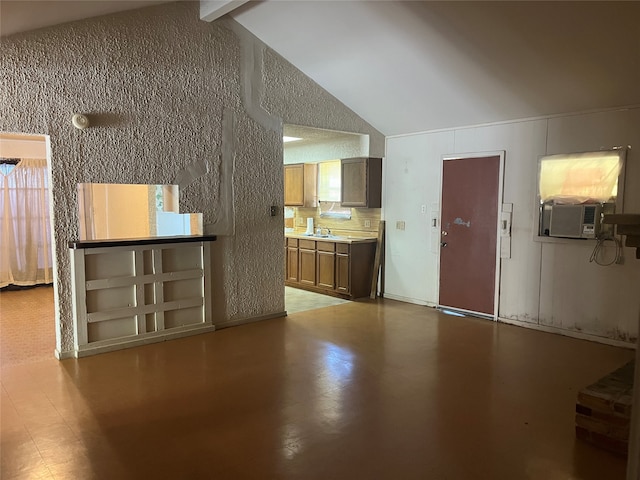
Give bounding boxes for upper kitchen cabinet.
[284,163,318,207]
[341,157,382,208]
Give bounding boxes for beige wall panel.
[385,107,639,342]
[539,109,640,341]
[538,241,640,341]
[453,120,547,324]
[384,131,454,305]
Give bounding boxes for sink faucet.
[315,226,332,236]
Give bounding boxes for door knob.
[441,231,448,236]
[441,242,448,247]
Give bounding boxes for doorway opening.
[282,124,374,314]
[0,132,57,365]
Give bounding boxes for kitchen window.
[318,160,341,202]
[318,160,351,218]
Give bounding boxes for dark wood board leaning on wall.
[370,220,385,299]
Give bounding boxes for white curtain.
[0,158,53,288]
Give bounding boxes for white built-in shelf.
[69,236,216,357]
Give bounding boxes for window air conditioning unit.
[548,204,603,239]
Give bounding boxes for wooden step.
[575,360,634,456]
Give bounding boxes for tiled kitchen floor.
[0,286,634,479]
[285,286,350,314]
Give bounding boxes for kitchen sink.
[304,233,344,240]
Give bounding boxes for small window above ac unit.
[536,148,626,239]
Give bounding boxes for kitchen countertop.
[285,232,377,244]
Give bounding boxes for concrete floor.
[0,287,634,479]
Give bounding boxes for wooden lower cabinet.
[299,248,316,286]
[336,253,350,293]
[286,238,299,282]
[317,251,335,290]
[285,237,376,299]
[287,247,299,282]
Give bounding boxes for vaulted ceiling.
[231,1,640,135]
[3,1,640,136]
[0,1,171,37]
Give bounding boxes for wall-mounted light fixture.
[72,113,90,130]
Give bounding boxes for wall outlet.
[396,220,405,230]
[364,219,371,228]
[296,217,304,226]
[421,205,426,214]
[270,206,278,217]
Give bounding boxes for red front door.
[439,155,501,317]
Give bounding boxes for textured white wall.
[0,2,384,355]
[283,135,368,164]
[385,107,640,344]
[262,48,385,159]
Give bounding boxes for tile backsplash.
[288,207,381,236]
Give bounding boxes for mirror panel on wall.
[77,183,202,241]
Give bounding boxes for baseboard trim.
[215,311,287,330]
[73,324,217,358]
[57,312,289,359]
[54,349,75,360]
[383,293,434,307]
[497,316,636,349]
[383,296,635,349]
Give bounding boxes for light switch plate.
[364,219,371,228]
[396,220,406,230]
[500,211,512,237]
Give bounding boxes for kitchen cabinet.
[335,243,350,293]
[341,157,382,208]
[298,239,316,286]
[316,241,336,290]
[284,163,318,207]
[285,235,376,299]
[286,238,299,282]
